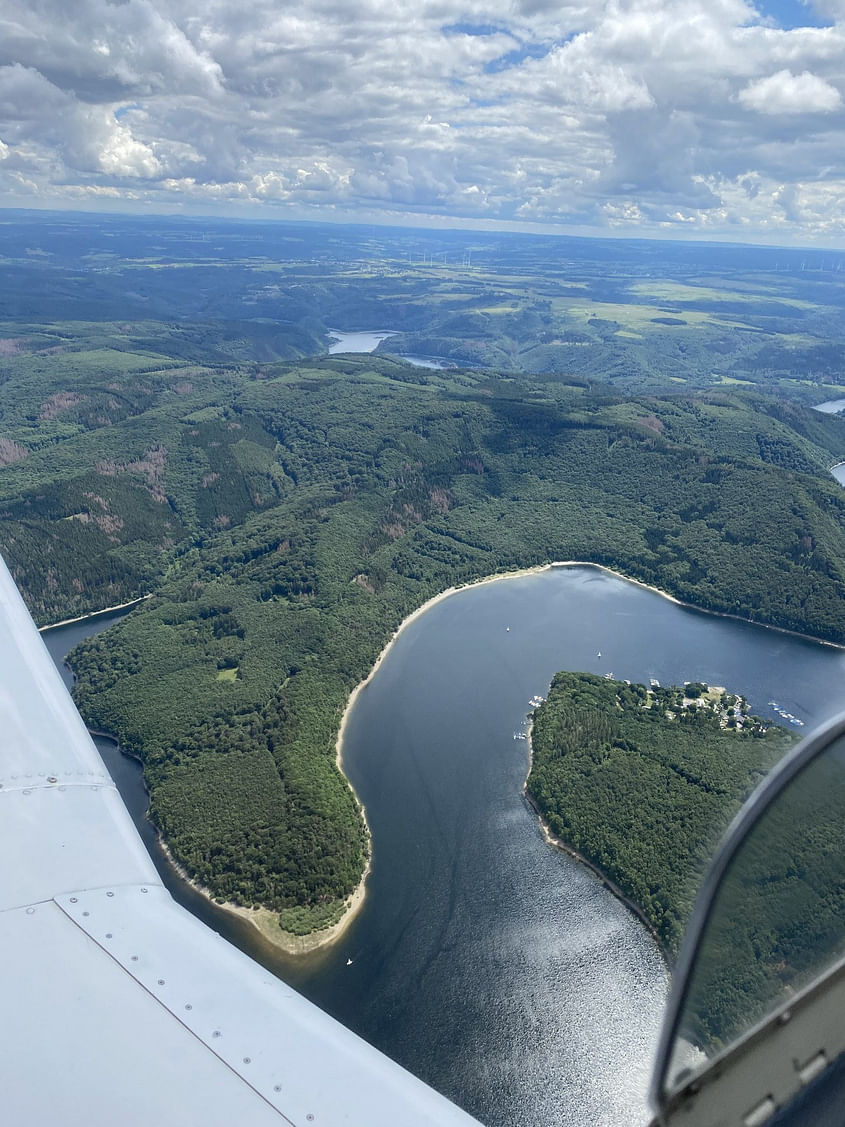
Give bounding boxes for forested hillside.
[527,673,795,953]
[2,352,842,936]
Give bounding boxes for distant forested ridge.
[526,673,796,953]
[2,215,845,935]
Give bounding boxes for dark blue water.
[42,567,845,1127]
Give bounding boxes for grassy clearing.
[555,297,715,329]
[630,281,816,310]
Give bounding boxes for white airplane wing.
[0,556,481,1127]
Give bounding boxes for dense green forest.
[526,673,796,954]
[683,739,845,1049]
[2,214,845,937]
[13,358,844,936]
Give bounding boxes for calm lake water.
[42,567,845,1127]
[327,329,397,353]
[325,328,451,369]
[812,400,845,485]
[814,398,845,414]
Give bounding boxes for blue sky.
[759,0,829,29]
[1,1,845,245]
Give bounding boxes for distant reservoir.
[327,329,397,354]
[813,397,845,414]
[43,566,845,1127]
[326,327,450,369]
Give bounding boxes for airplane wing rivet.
[106,891,114,898]
[243,1057,251,1065]
[140,888,148,894]
[69,897,78,904]
[307,1114,315,1121]
[158,979,165,986]
[273,1085,282,1093]
[26,908,35,915]
[184,1004,192,1011]
[131,956,138,962]
[212,1031,221,1038]
[105,933,112,939]
[82,911,90,917]
[47,776,57,783]
[22,789,30,795]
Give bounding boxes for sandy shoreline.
[65,558,841,957]
[88,729,371,956]
[158,835,371,956]
[332,557,838,951]
[549,560,845,650]
[40,593,151,632]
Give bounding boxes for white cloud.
[97,121,161,178]
[0,0,844,241]
[739,67,842,112]
[806,0,845,20]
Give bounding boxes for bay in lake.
[325,328,452,369]
[327,329,396,354]
[43,566,845,1127]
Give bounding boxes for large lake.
[43,566,845,1127]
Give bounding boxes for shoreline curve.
[40,593,151,631]
[331,558,842,949]
[55,558,843,957]
[86,728,370,956]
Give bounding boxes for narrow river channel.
[42,566,845,1127]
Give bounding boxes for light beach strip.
[40,593,151,631]
[331,559,843,946]
[64,559,844,957]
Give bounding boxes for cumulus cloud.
[739,67,842,112]
[1,0,845,241]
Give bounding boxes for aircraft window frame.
[649,709,845,1113]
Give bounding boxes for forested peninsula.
[4,353,845,943]
[526,673,796,954]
